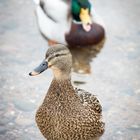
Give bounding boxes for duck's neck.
[50,78,74,95]
[43,78,79,105]
[52,67,71,80]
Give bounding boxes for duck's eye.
[55,54,60,57]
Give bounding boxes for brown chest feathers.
[65,22,105,47]
[35,79,105,140]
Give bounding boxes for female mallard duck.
[34,0,105,46]
[29,44,105,140]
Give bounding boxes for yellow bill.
[80,8,92,32]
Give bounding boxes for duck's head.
[29,44,72,79]
[71,0,92,32]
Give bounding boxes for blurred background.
[0,0,140,139]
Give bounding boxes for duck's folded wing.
[39,0,69,23]
[35,5,69,44]
[75,88,102,114]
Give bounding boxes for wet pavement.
[0,0,140,140]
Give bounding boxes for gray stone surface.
[0,0,140,139]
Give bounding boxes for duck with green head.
[71,0,92,31]
[34,0,105,46]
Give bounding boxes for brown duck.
[29,44,105,140]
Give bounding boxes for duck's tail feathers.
[33,0,40,5]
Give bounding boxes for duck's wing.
[75,88,102,114]
[39,0,69,23]
[35,3,70,44]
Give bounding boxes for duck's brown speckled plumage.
[75,88,102,114]
[31,44,104,140]
[36,79,104,140]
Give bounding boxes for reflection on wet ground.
[0,0,140,140]
[70,39,105,74]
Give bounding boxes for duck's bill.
[80,8,92,32]
[29,60,48,76]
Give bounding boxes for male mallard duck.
[29,44,105,140]
[34,0,105,46]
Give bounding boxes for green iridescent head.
[71,0,92,32]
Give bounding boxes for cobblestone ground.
[0,0,140,140]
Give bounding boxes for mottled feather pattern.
[36,79,104,140]
[75,88,102,114]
